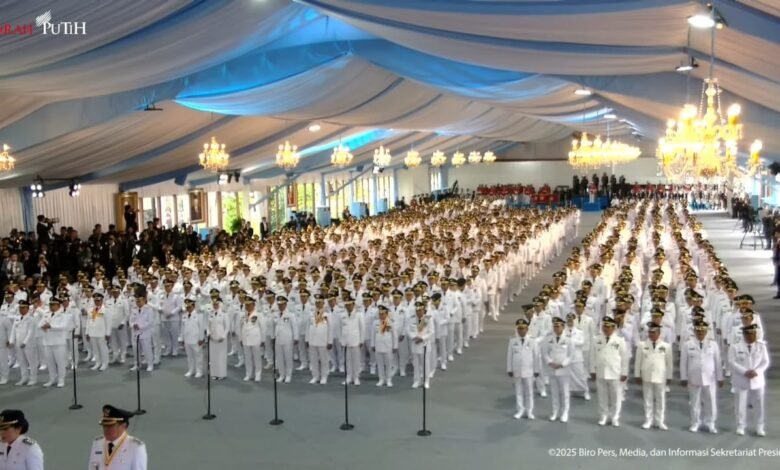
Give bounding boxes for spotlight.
[233,170,241,182]
[574,88,592,96]
[30,180,45,198]
[308,123,321,132]
[675,57,699,72]
[688,14,715,29]
[218,173,228,185]
[372,165,384,175]
[68,181,81,197]
[604,114,617,120]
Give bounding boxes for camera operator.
[36,215,56,246]
[738,200,755,233]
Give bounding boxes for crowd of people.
[506,200,769,436]
[0,198,580,393]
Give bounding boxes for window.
[430,169,441,192]
[160,196,175,228]
[141,197,156,226]
[207,192,219,227]
[248,191,262,234]
[268,185,287,232]
[177,194,190,226]
[296,183,316,215]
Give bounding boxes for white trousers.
[467,309,478,340]
[184,343,204,375]
[513,377,535,414]
[343,346,361,382]
[596,378,623,421]
[550,374,571,416]
[275,341,294,379]
[264,334,274,364]
[448,322,463,353]
[209,339,228,378]
[436,337,448,367]
[0,344,8,380]
[44,344,68,384]
[309,345,329,381]
[411,349,431,385]
[152,323,162,364]
[688,384,717,427]
[297,335,308,366]
[109,327,129,362]
[479,302,487,332]
[243,344,263,379]
[17,344,38,382]
[160,321,180,356]
[569,361,589,394]
[488,293,500,318]
[396,338,409,375]
[330,338,344,370]
[376,351,393,384]
[642,381,666,424]
[89,336,110,368]
[364,341,375,370]
[735,387,765,430]
[132,335,153,368]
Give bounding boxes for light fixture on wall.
[30,176,44,198]
[198,136,230,172]
[68,180,81,197]
[0,144,16,172]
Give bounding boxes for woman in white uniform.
[207,293,230,380]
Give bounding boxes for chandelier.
[276,140,300,170]
[467,151,482,164]
[0,144,16,172]
[331,143,353,167]
[482,151,496,163]
[657,79,760,181]
[451,151,466,168]
[199,136,229,172]
[430,150,447,167]
[373,145,392,168]
[569,132,640,171]
[404,149,421,168]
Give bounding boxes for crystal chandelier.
[373,144,392,168]
[404,149,421,168]
[569,132,640,170]
[657,79,759,181]
[430,150,447,167]
[0,144,16,172]
[482,151,496,163]
[467,151,482,164]
[451,151,466,168]
[199,136,229,172]
[331,143,353,167]
[276,140,300,170]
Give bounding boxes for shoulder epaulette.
[95,435,103,441]
[21,437,35,445]
[130,436,144,445]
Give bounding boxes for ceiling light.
[574,88,592,96]
[675,57,699,72]
[688,14,715,29]
[308,123,321,133]
[604,114,617,119]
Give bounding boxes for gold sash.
[103,433,128,468]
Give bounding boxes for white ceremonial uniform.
[85,306,110,370]
[339,309,364,384]
[105,296,129,364]
[10,313,39,385]
[728,340,770,434]
[273,308,299,382]
[179,308,206,377]
[408,313,433,388]
[564,326,589,398]
[129,304,154,372]
[371,318,398,386]
[87,432,147,470]
[0,302,13,383]
[240,312,265,381]
[507,334,540,418]
[159,291,182,357]
[590,333,629,425]
[680,337,723,430]
[207,306,230,379]
[1,436,44,470]
[634,339,673,427]
[541,333,574,421]
[38,308,70,387]
[305,311,332,383]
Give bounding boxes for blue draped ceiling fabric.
[0,0,779,189]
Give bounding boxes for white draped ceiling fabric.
[0,0,778,191]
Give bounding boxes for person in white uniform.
[273,296,298,383]
[590,317,629,427]
[728,323,769,436]
[0,293,13,385]
[507,317,540,420]
[339,296,364,386]
[37,298,70,388]
[0,409,43,470]
[207,295,230,380]
[564,312,589,400]
[680,320,723,433]
[85,294,110,371]
[542,317,574,423]
[408,302,433,389]
[87,404,146,470]
[305,294,332,384]
[634,322,673,430]
[239,297,265,382]
[129,292,154,373]
[178,298,205,378]
[9,301,38,386]
[371,306,398,387]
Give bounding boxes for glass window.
[160,196,175,228]
[177,194,190,226]
[141,197,156,226]
[207,192,219,227]
[269,185,287,232]
[430,169,441,192]
[248,191,261,234]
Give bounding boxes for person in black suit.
[260,217,270,239]
[36,215,52,246]
[124,205,138,233]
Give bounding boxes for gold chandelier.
[0,144,16,172]
[657,79,760,181]
[467,151,482,164]
[373,144,392,168]
[430,150,447,167]
[331,143,353,167]
[451,151,466,167]
[404,149,421,168]
[199,136,229,172]
[482,151,496,163]
[568,132,640,170]
[276,140,300,170]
